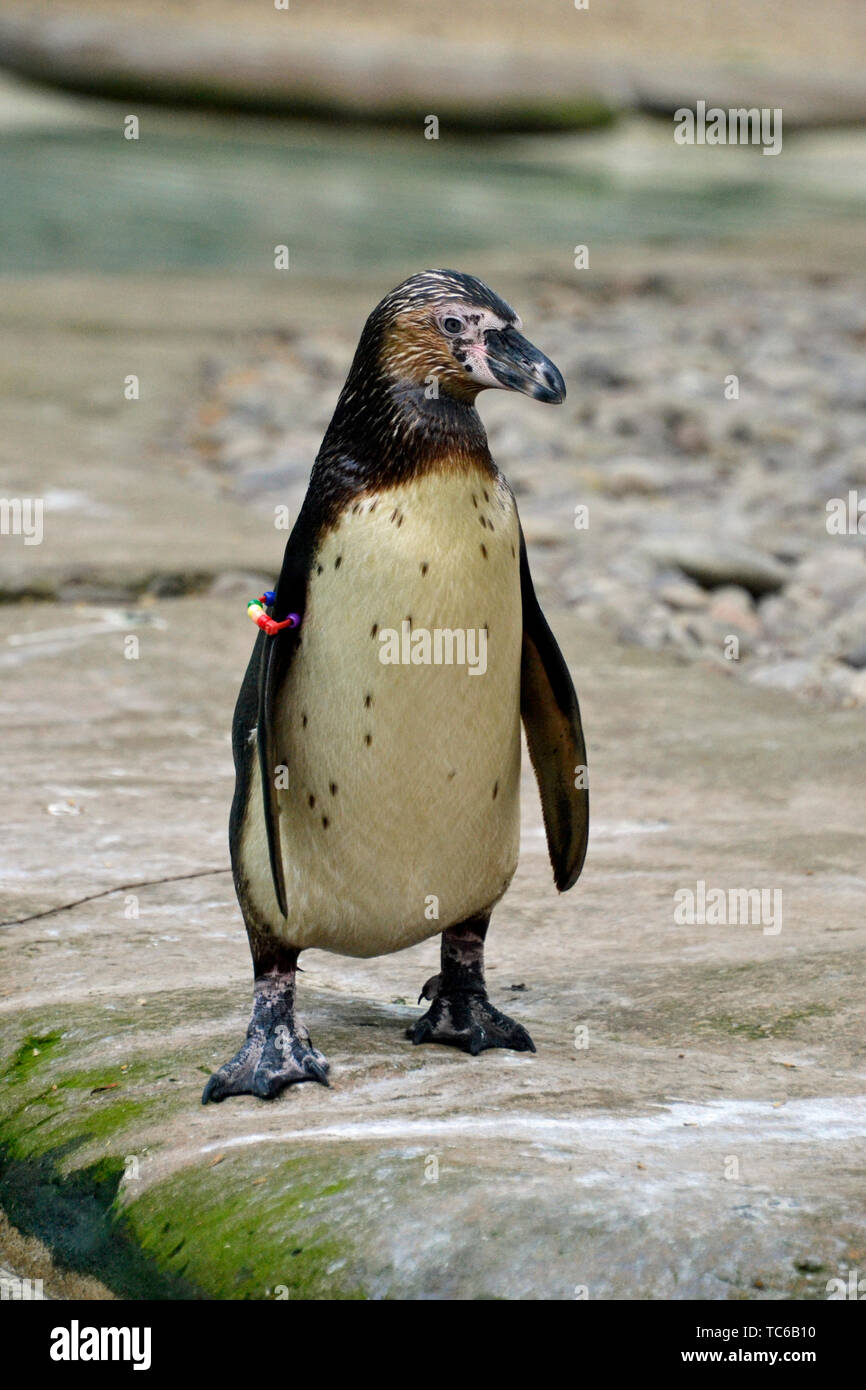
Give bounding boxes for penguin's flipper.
[256,504,318,917]
[519,530,589,892]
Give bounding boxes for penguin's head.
[369,269,566,407]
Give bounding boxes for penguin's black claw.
[406,991,536,1056]
[418,972,442,1004]
[202,1030,330,1103]
[301,1055,331,1088]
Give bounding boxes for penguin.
[203,269,588,1103]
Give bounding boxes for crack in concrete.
[0,867,232,929]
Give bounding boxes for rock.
[600,458,674,497]
[843,447,866,486]
[4,260,866,1298]
[706,586,762,637]
[634,66,866,128]
[521,516,565,548]
[208,571,274,600]
[579,359,633,390]
[681,609,757,660]
[0,14,622,132]
[658,578,710,611]
[3,598,865,1299]
[661,408,709,455]
[748,658,822,694]
[644,539,790,597]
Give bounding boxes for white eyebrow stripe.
[481,311,511,331]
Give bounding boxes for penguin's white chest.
[242,467,523,957]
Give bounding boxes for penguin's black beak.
[483,326,566,404]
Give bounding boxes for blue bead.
[264,590,276,605]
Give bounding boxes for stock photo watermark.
[378,621,488,675]
[826,491,865,535]
[826,1269,866,1300]
[674,880,783,936]
[50,1323,152,1370]
[1,1275,44,1300]
[0,497,43,545]
[674,101,783,157]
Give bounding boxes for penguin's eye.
[442,315,464,335]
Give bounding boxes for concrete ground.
[0,272,864,1299]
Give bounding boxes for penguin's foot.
[406,986,535,1055]
[201,1025,329,1103]
[407,916,536,1056]
[202,965,329,1103]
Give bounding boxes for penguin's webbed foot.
[406,988,535,1056]
[202,967,329,1103]
[202,1027,329,1103]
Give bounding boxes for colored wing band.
[246,592,300,637]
